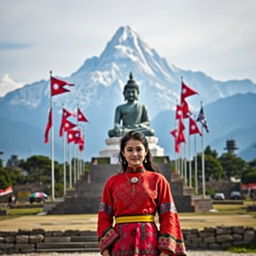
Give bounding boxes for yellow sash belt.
[115,215,155,224]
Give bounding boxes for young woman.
[97,131,186,256]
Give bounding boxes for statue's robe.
[116,103,149,127]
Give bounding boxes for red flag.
[78,133,85,151]
[170,129,177,138]
[59,108,76,137]
[181,100,191,118]
[170,129,180,153]
[67,129,81,144]
[176,101,191,119]
[177,130,186,144]
[59,119,77,137]
[175,143,181,153]
[174,130,186,153]
[175,105,183,120]
[173,130,186,153]
[63,108,76,118]
[44,108,52,143]
[77,108,89,122]
[170,123,186,153]
[181,81,198,102]
[189,117,202,136]
[51,76,74,96]
[178,119,185,132]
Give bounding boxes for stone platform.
[99,136,164,163]
[48,159,195,214]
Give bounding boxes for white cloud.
[0,74,24,97]
[0,0,256,83]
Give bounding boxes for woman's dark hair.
[119,131,159,172]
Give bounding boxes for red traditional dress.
[97,166,186,256]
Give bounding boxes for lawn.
[0,204,43,221]
[213,200,256,215]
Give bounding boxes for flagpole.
[177,155,181,176]
[179,78,184,181]
[201,125,206,198]
[173,100,178,175]
[194,134,198,194]
[184,144,187,185]
[174,153,177,173]
[50,71,55,201]
[63,124,67,197]
[69,142,72,188]
[180,145,183,178]
[78,149,81,179]
[174,100,178,176]
[188,127,192,187]
[75,105,79,182]
[73,144,77,184]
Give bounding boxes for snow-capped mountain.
[0,25,256,161]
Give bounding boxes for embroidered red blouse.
[97,169,186,255]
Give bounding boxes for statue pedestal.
[99,136,164,164]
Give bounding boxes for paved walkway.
[2,251,256,256]
[1,213,256,231]
[1,214,256,255]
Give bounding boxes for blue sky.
[0,0,255,96]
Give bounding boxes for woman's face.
[122,139,147,168]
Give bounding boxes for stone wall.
[0,226,255,254]
[184,226,255,250]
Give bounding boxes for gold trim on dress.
[115,215,155,224]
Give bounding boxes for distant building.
[6,155,21,168]
[224,139,238,154]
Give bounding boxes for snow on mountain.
[0,74,25,97]
[1,25,256,161]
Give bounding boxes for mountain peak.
[100,26,152,63]
[111,25,139,45]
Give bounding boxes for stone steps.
[36,248,99,252]
[48,162,195,214]
[36,242,98,249]
[43,236,97,242]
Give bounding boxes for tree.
[241,167,256,184]
[19,155,64,196]
[7,168,27,185]
[0,151,3,167]
[19,155,53,184]
[248,158,256,168]
[219,153,247,178]
[204,146,218,158]
[196,153,223,181]
[0,167,12,189]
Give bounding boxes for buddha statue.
[108,73,155,137]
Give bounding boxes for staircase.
[48,161,195,214]
[35,230,99,253]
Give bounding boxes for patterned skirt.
[111,222,159,256]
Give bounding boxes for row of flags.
[43,73,89,200]
[45,75,208,159]
[44,76,89,151]
[46,76,208,156]
[170,80,209,153]
[43,73,208,198]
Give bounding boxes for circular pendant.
[130,177,139,184]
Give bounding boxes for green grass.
[0,207,43,221]
[213,200,256,215]
[228,242,256,253]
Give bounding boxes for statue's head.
[123,73,139,101]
